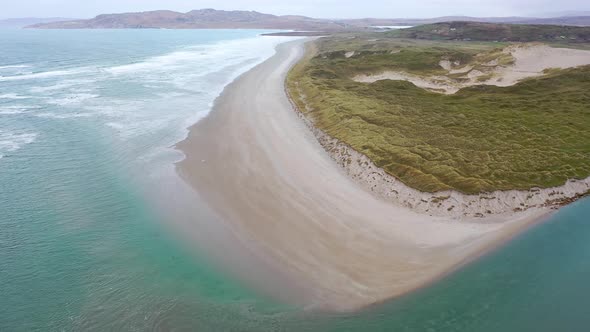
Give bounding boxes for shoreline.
[175,39,569,311]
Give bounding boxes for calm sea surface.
[1,29,589,331]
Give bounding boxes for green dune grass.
[287,37,590,194]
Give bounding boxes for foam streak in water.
[0,64,31,69]
[0,130,37,159]
[0,68,88,82]
[0,93,29,100]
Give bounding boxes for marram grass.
[287,38,590,194]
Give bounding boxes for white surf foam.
[34,112,95,119]
[105,50,197,75]
[0,109,27,115]
[104,36,296,80]
[0,105,40,115]
[0,130,38,159]
[0,68,88,82]
[0,34,300,166]
[29,79,91,94]
[0,93,30,100]
[0,65,31,70]
[45,93,99,106]
[98,36,299,145]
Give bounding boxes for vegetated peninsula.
[27,9,590,30]
[287,22,590,218]
[175,28,586,310]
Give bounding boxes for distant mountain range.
[0,17,75,28]
[26,9,348,30]
[23,9,590,30]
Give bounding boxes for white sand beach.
[176,39,560,311]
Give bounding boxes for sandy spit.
[176,39,555,312]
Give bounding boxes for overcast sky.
[1,0,589,19]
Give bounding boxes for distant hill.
[26,9,590,30]
[27,9,348,31]
[386,21,590,42]
[0,17,75,28]
[541,11,590,17]
[522,16,590,26]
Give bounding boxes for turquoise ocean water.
[1,29,589,331]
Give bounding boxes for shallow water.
[1,29,589,331]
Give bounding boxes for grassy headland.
[287,33,590,194]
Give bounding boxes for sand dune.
[354,44,590,94]
[176,39,552,311]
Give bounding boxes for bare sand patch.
[354,44,590,94]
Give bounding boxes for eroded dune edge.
[288,91,590,220]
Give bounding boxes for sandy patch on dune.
[354,44,590,94]
[354,71,457,93]
[490,44,590,86]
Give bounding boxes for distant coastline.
[0,17,75,28]
[25,9,590,30]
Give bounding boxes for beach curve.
[175,39,553,311]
